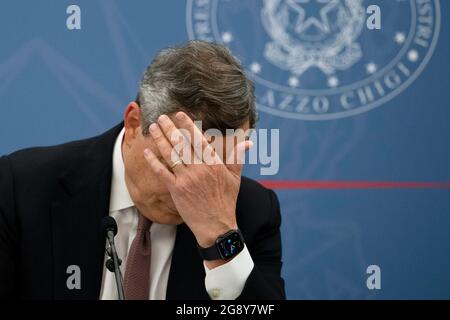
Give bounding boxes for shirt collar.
[109,128,135,212]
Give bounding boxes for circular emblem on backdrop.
[186,0,440,120]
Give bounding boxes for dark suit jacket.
[0,123,285,300]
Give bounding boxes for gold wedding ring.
[170,159,183,169]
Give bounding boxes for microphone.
[102,216,125,300]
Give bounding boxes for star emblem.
[287,0,339,34]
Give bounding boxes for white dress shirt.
[99,128,254,300]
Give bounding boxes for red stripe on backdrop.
[258,180,450,190]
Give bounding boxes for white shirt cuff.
[204,245,254,300]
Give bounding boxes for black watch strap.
[197,243,222,261]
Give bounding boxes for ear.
[123,102,142,144]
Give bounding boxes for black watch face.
[217,231,244,259]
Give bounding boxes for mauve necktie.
[123,212,152,300]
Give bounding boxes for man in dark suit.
[0,41,285,300]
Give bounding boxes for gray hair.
[137,40,257,135]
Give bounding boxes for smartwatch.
[197,229,245,261]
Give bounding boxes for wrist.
[195,222,238,248]
[204,258,231,270]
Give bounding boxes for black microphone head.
[101,216,118,236]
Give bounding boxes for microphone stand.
[105,230,125,300]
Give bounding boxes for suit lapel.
[46,122,209,300]
[50,124,122,299]
[166,224,210,300]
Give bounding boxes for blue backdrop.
[0,0,449,299]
